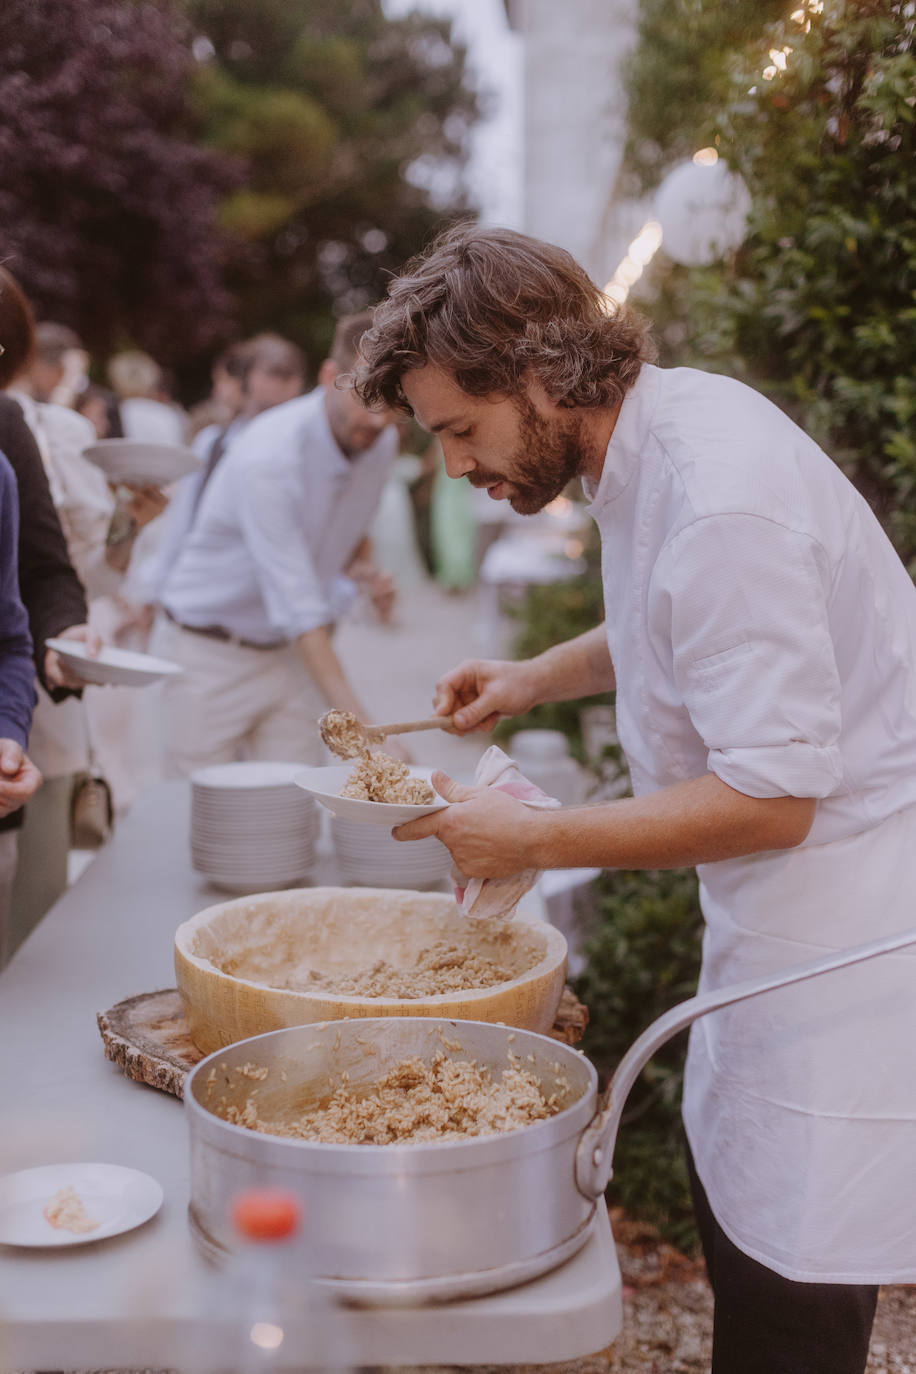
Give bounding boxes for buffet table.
[0,781,622,1369]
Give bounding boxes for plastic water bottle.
[217,1189,355,1374]
[229,1190,303,1372]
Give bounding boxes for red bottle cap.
[231,1189,302,1242]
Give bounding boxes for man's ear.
[319,358,339,387]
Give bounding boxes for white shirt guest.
[150,313,398,776]
[133,333,306,607]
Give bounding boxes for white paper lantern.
[653,158,751,267]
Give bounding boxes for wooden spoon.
[318,710,454,758]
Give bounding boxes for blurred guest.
[430,441,476,592]
[1,277,154,598]
[0,450,42,954]
[149,313,399,775]
[191,333,306,480]
[75,384,124,441]
[185,341,249,441]
[367,424,428,596]
[108,349,187,446]
[135,333,307,608]
[26,322,83,404]
[0,396,92,958]
[0,266,165,932]
[0,397,90,696]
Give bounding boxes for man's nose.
[442,442,476,479]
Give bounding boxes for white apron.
[683,806,916,1283]
[584,364,916,1284]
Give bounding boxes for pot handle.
[574,925,916,1201]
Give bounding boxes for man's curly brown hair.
[354,223,656,414]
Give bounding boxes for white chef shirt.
[583,362,916,845]
[161,388,396,644]
[584,363,916,1282]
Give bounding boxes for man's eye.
[453,427,472,439]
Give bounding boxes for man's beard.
[468,396,586,515]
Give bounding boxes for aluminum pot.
[185,926,916,1303]
[186,1017,597,1302]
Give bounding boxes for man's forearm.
[297,625,370,720]
[529,625,615,705]
[527,772,816,871]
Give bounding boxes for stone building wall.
[504,0,642,284]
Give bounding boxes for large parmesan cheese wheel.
[175,887,568,1054]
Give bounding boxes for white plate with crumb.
[294,764,448,825]
[44,639,183,688]
[0,1163,163,1248]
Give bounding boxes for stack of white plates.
[190,762,320,892]
[330,815,453,889]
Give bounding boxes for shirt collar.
[581,363,661,512]
[315,387,352,476]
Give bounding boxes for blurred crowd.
[0,264,525,964]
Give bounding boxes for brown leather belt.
[163,607,286,651]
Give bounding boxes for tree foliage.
[0,0,238,363]
[575,867,703,1249]
[185,0,479,361]
[0,0,478,378]
[621,0,784,195]
[627,0,916,568]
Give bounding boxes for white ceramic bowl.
[294,765,447,825]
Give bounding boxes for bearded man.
[354,223,916,1374]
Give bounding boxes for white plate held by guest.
[294,764,447,825]
[44,639,183,688]
[82,439,200,486]
[0,1163,163,1248]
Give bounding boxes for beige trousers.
[149,616,326,778]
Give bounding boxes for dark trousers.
[686,1142,878,1374]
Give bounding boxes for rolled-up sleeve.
[650,513,845,799]
[236,456,333,639]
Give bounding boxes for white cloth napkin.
[452,745,562,920]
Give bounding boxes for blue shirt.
[0,451,36,747]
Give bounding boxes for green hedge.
[574,869,702,1250]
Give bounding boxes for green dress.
[430,454,477,590]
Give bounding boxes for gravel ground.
[395,1207,916,1374]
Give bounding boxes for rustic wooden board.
[97,986,589,1101]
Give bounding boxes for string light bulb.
[602,220,664,306]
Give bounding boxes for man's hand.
[349,558,396,623]
[0,739,42,817]
[44,623,104,690]
[393,770,542,877]
[123,484,169,530]
[433,658,541,734]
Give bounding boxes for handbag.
[70,704,114,849]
